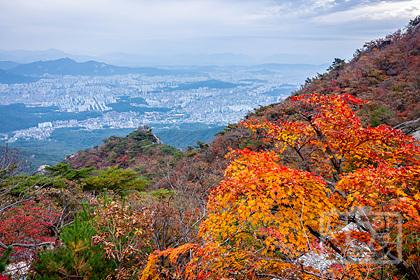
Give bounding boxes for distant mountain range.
[0,49,94,63]
[0,61,20,70]
[0,58,198,84]
[0,57,326,84]
[9,58,194,76]
[0,69,38,84]
[0,49,327,66]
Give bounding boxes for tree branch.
[0,240,55,250]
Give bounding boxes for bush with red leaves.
[0,199,60,262]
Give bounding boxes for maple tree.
[141,93,419,279]
[0,199,60,264]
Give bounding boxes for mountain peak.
[55,57,76,63]
[4,57,177,77]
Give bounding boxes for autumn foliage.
[299,19,420,126]
[0,199,60,262]
[141,94,419,279]
[92,198,153,279]
[1,19,419,280]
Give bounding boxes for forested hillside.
[0,18,419,280]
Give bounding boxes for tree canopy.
[141,94,419,279]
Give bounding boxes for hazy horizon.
[0,48,333,66]
[1,0,419,66]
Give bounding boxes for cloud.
[0,0,418,64]
[314,0,420,24]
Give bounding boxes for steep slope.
[298,18,420,127]
[69,18,420,196]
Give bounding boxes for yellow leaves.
[140,254,161,280]
[264,236,276,251]
[337,165,420,209]
[167,243,198,264]
[142,93,420,279]
[254,259,298,278]
[199,150,337,264]
[141,243,200,280]
[242,94,419,181]
[395,189,407,197]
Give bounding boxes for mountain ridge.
[0,69,38,84]
[7,57,187,77]
[0,57,326,84]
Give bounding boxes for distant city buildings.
[0,68,301,142]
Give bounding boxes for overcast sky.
[0,0,418,64]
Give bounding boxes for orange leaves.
[140,253,163,280]
[200,149,338,263]
[141,148,337,278]
[341,94,366,105]
[141,242,228,280]
[336,164,420,232]
[141,93,420,279]
[242,119,311,153]
[243,94,419,179]
[204,93,420,278]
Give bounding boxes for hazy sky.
[0,0,419,64]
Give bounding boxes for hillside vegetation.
[0,18,419,280]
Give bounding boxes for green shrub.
[361,103,394,127]
[1,174,66,196]
[149,188,176,199]
[0,247,11,273]
[45,163,93,180]
[32,207,116,280]
[81,167,150,192]
[160,145,182,158]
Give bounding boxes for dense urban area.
[0,62,322,166]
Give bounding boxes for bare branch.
[0,240,55,250]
